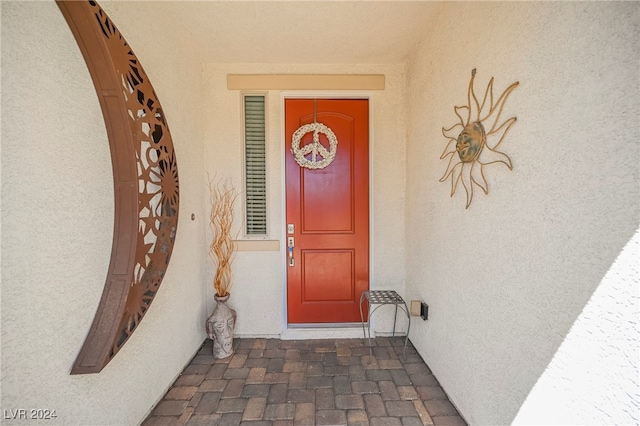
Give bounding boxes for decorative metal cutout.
[440,69,519,209]
[291,122,338,170]
[57,0,179,374]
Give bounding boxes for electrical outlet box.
[410,300,429,320]
[410,300,421,316]
[420,302,429,321]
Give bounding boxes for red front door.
[285,98,369,323]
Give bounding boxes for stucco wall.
[4,1,638,425]
[203,63,408,336]
[404,2,639,425]
[1,2,207,425]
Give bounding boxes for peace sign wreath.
[291,122,338,170]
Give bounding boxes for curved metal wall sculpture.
[57,0,179,374]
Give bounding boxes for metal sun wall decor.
[56,0,179,374]
[440,69,519,209]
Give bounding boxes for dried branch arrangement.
[208,178,238,297]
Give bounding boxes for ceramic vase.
[206,293,237,359]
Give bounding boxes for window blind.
[244,95,267,235]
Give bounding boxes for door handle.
[288,237,294,266]
[288,247,294,266]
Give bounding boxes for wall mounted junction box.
[410,300,429,320]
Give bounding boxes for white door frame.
[279,92,375,340]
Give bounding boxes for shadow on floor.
[142,337,466,426]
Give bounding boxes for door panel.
[302,250,354,301]
[302,168,353,232]
[285,99,369,323]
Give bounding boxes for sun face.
[440,69,519,209]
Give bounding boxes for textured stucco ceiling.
[117,1,439,64]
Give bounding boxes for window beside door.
[242,93,268,237]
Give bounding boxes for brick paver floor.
[142,337,467,426]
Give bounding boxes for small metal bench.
[359,290,410,357]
